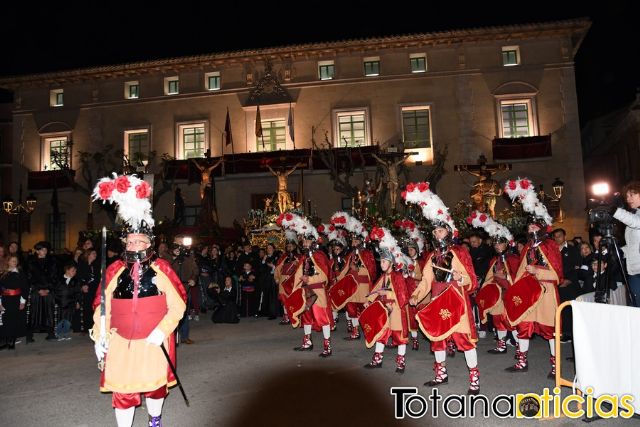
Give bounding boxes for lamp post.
[551,177,564,223]
[3,185,37,251]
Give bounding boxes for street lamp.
[2,185,37,251]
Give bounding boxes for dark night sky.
[1,1,637,125]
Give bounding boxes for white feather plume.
[92,173,154,229]
[503,177,552,225]
[401,182,457,236]
[330,211,368,239]
[467,210,514,243]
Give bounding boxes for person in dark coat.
[55,263,79,340]
[238,261,257,317]
[75,249,100,332]
[27,241,58,341]
[210,276,239,323]
[257,244,280,319]
[0,255,29,350]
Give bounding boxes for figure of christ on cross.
[192,158,224,201]
[372,153,411,212]
[454,154,511,218]
[267,162,303,214]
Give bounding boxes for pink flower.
[135,181,151,199]
[114,176,131,193]
[98,181,115,200]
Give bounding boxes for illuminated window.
[205,72,221,91]
[363,57,380,76]
[335,110,369,147]
[178,123,207,159]
[502,46,520,66]
[410,53,427,73]
[165,77,179,95]
[125,81,139,99]
[499,99,536,138]
[42,136,70,170]
[401,106,432,149]
[50,89,64,107]
[256,119,286,152]
[318,60,335,80]
[124,129,150,164]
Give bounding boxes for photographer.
[612,181,640,307]
[171,244,199,344]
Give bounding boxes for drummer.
[505,215,563,378]
[363,241,409,373]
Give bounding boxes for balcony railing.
[28,169,76,190]
[492,135,552,160]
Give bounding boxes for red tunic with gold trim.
[91,258,187,395]
[290,249,332,331]
[406,252,428,333]
[412,245,479,352]
[508,238,563,340]
[366,270,409,346]
[476,253,519,330]
[343,248,377,318]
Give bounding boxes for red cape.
[451,245,479,291]
[347,248,377,281]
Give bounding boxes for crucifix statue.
[454,154,511,217]
[267,162,303,214]
[372,152,411,212]
[192,158,223,201]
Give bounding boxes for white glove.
[146,328,165,346]
[94,340,108,361]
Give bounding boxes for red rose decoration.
[285,213,293,221]
[508,180,517,190]
[98,181,115,200]
[406,183,416,193]
[401,191,407,200]
[329,225,335,231]
[453,230,459,238]
[471,211,477,218]
[276,214,284,226]
[437,209,443,215]
[418,182,429,192]
[317,225,325,233]
[394,220,402,228]
[114,176,131,193]
[479,214,487,222]
[520,180,530,190]
[135,181,151,199]
[466,217,473,224]
[408,264,415,271]
[419,202,426,207]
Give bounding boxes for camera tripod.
[593,222,636,306]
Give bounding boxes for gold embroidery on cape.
[439,309,452,320]
[512,296,522,306]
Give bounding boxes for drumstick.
[432,264,469,278]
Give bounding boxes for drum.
[283,287,306,328]
[503,275,544,325]
[328,275,358,311]
[416,284,465,341]
[359,300,389,348]
[475,282,501,324]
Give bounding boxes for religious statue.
[267,163,303,214]
[263,195,275,213]
[454,154,511,218]
[357,175,377,219]
[372,152,410,212]
[192,158,224,200]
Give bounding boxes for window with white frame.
[125,81,139,99]
[165,77,179,95]
[401,106,432,149]
[178,123,207,159]
[50,89,64,107]
[502,46,520,66]
[499,98,537,138]
[410,53,427,73]
[318,60,335,80]
[335,110,368,147]
[42,135,70,170]
[124,129,150,164]
[205,72,221,91]
[256,119,286,152]
[363,56,380,76]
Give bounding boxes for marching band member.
[318,224,349,329]
[503,178,563,378]
[278,213,333,357]
[362,227,410,373]
[274,231,300,325]
[467,211,520,354]
[403,182,481,395]
[329,212,377,341]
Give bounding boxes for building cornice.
[0,18,590,89]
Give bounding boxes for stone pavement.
[0,317,636,426]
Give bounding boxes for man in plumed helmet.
[90,174,187,427]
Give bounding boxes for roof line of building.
[0,18,590,87]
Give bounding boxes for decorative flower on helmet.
[317,223,346,247]
[330,211,368,240]
[466,210,514,244]
[394,218,425,254]
[401,182,457,238]
[503,177,552,230]
[370,226,414,272]
[93,173,154,239]
[276,212,319,240]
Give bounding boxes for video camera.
[587,183,621,232]
[172,235,193,261]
